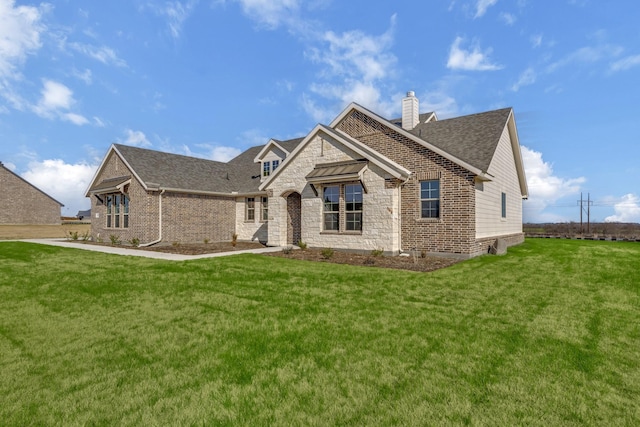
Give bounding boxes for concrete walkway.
[18,239,285,261]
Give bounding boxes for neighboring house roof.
[77,209,91,218]
[0,162,64,206]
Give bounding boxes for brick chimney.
[401,91,419,130]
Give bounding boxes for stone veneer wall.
[235,197,268,243]
[265,133,401,252]
[0,164,61,225]
[336,110,477,256]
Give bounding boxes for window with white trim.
[420,180,440,219]
[261,197,268,221]
[246,197,255,221]
[263,162,271,177]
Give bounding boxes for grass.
[0,239,638,425]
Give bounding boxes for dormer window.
[263,162,271,177]
[272,159,279,172]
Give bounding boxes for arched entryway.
[286,192,302,245]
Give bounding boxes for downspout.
[140,188,165,247]
[398,175,410,254]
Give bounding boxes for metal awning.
[305,160,367,184]
[89,176,131,194]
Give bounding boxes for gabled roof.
[259,124,412,191]
[0,162,64,206]
[408,108,512,173]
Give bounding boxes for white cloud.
[21,159,98,216]
[0,0,45,79]
[474,0,498,18]
[499,12,516,25]
[547,43,623,73]
[521,146,586,222]
[32,79,89,125]
[0,0,47,109]
[446,37,503,71]
[72,68,93,85]
[511,67,536,91]
[68,42,127,67]
[610,54,640,72]
[121,129,152,147]
[184,144,242,162]
[605,194,640,223]
[530,33,543,48]
[153,0,199,39]
[234,0,300,29]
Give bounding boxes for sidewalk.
[18,239,285,261]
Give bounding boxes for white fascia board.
[329,103,488,179]
[253,139,289,163]
[507,110,529,199]
[258,124,324,191]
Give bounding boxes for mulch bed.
[264,248,461,273]
[65,240,460,272]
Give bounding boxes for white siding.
[265,134,401,253]
[475,125,524,238]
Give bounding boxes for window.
[323,186,340,231]
[501,192,507,218]
[246,197,255,221]
[272,159,279,172]
[263,162,271,177]
[323,183,363,232]
[420,180,440,219]
[261,197,268,221]
[105,193,129,228]
[345,184,363,231]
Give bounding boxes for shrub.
[231,233,238,247]
[68,231,79,241]
[203,238,210,244]
[172,242,180,247]
[297,240,308,250]
[282,246,294,255]
[129,237,140,247]
[363,257,375,266]
[420,250,428,259]
[321,247,334,260]
[370,248,384,257]
[109,235,121,246]
[81,231,91,241]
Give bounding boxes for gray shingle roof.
[112,138,305,195]
[406,108,512,172]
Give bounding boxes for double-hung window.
[263,162,271,177]
[420,180,440,219]
[323,183,363,232]
[345,184,363,231]
[272,160,279,172]
[261,197,268,221]
[246,197,255,221]
[323,186,340,231]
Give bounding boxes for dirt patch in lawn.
[264,248,461,273]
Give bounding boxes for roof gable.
[1,162,64,206]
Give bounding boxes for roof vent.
[402,91,419,130]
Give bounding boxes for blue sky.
[1,0,639,222]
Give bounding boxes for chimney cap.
[406,91,415,97]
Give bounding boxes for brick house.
[86,92,528,257]
[0,162,63,225]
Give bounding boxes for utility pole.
[577,192,593,235]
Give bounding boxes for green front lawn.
[0,239,638,425]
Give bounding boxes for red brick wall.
[0,164,61,225]
[89,152,235,244]
[336,110,477,255]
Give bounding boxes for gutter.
[140,189,165,247]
